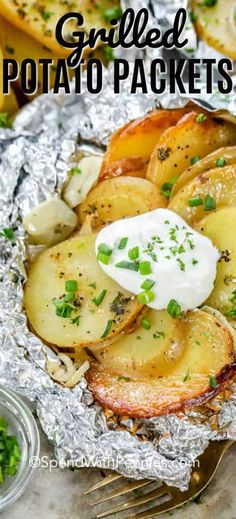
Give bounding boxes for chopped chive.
[118,237,128,250]
[188,196,203,207]
[64,293,75,303]
[167,299,182,319]
[115,261,139,271]
[215,157,226,167]
[65,280,78,293]
[88,282,97,289]
[128,246,139,261]
[160,177,177,199]
[71,316,81,326]
[0,227,15,240]
[138,290,155,305]
[183,367,191,382]
[139,261,152,275]
[189,9,198,22]
[200,0,217,6]
[196,113,207,124]
[0,112,11,129]
[141,317,151,330]
[141,279,155,290]
[98,243,113,256]
[93,289,107,307]
[190,156,200,165]
[53,300,74,318]
[209,375,218,389]
[204,194,216,211]
[192,258,198,265]
[101,319,113,338]
[97,252,111,265]
[68,166,81,176]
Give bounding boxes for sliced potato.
[171,147,236,199]
[146,112,236,203]
[0,0,119,56]
[24,233,142,353]
[195,207,236,320]
[192,0,236,60]
[77,176,165,229]
[169,165,236,225]
[100,108,192,180]
[87,309,236,418]
[100,157,147,181]
[23,198,78,247]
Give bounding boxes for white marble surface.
[2,418,236,519]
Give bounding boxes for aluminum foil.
[0,0,236,491]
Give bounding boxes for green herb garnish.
[92,289,107,307]
[0,113,11,129]
[118,237,128,250]
[65,280,78,293]
[215,157,226,167]
[190,156,200,165]
[115,261,139,272]
[0,417,21,483]
[188,196,203,207]
[138,290,155,305]
[209,375,218,389]
[204,194,216,211]
[167,299,182,319]
[141,317,151,330]
[104,46,115,62]
[196,113,207,124]
[161,177,177,199]
[183,368,191,382]
[0,227,15,240]
[139,261,152,276]
[141,279,155,290]
[128,246,139,261]
[102,6,123,21]
[101,319,113,338]
[68,166,81,176]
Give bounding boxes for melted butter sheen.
[95,209,219,311]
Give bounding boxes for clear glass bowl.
[0,386,40,511]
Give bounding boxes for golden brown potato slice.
[24,233,142,354]
[195,208,236,323]
[169,165,236,225]
[87,309,236,418]
[171,147,236,199]
[0,0,119,56]
[99,157,147,181]
[146,112,236,203]
[100,108,192,180]
[77,176,165,229]
[191,0,236,60]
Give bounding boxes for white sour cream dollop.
[95,209,219,311]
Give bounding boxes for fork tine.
[92,480,151,505]
[96,484,170,518]
[128,498,179,519]
[84,473,123,495]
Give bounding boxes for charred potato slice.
[195,207,236,323]
[191,0,236,60]
[169,165,236,225]
[87,309,236,418]
[77,176,165,229]
[24,233,142,353]
[146,112,236,203]
[100,157,147,181]
[100,108,192,180]
[0,0,119,56]
[171,147,236,199]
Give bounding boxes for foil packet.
[0,0,236,491]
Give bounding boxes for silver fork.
[84,440,234,518]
